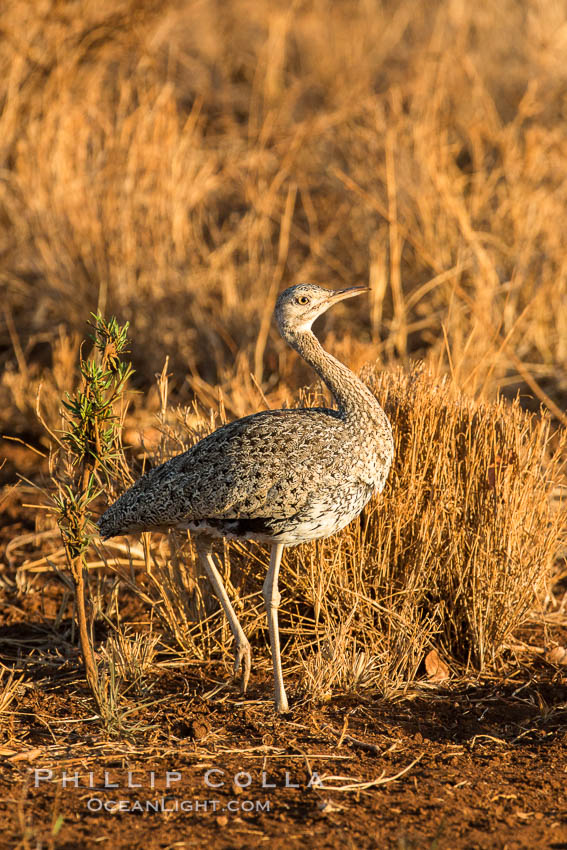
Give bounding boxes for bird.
[98,283,394,713]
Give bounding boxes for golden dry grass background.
[1,0,567,703]
[2,0,567,426]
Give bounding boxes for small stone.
[546,646,567,666]
[318,800,343,814]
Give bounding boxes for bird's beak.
[330,285,369,304]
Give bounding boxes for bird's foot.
[233,637,251,694]
[274,684,289,714]
[275,694,289,714]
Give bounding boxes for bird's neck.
[284,328,383,421]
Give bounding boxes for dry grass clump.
[365,364,564,665]
[100,629,160,695]
[112,364,565,702]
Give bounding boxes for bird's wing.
[171,407,346,521]
[98,407,370,539]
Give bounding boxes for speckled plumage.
[98,283,394,713]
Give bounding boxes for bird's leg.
[198,543,251,694]
[262,542,289,713]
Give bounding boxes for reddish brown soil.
[2,672,567,850]
[1,479,566,850]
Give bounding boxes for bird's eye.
[297,295,309,305]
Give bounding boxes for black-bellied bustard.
[99,284,394,713]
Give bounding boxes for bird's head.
[274,283,368,337]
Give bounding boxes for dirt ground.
[1,453,567,850]
[2,676,567,850]
[2,662,567,850]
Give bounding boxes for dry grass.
[100,628,160,693]
[0,666,25,714]
[1,0,567,710]
[1,0,567,433]
[94,362,566,706]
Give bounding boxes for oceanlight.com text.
[86,797,271,814]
